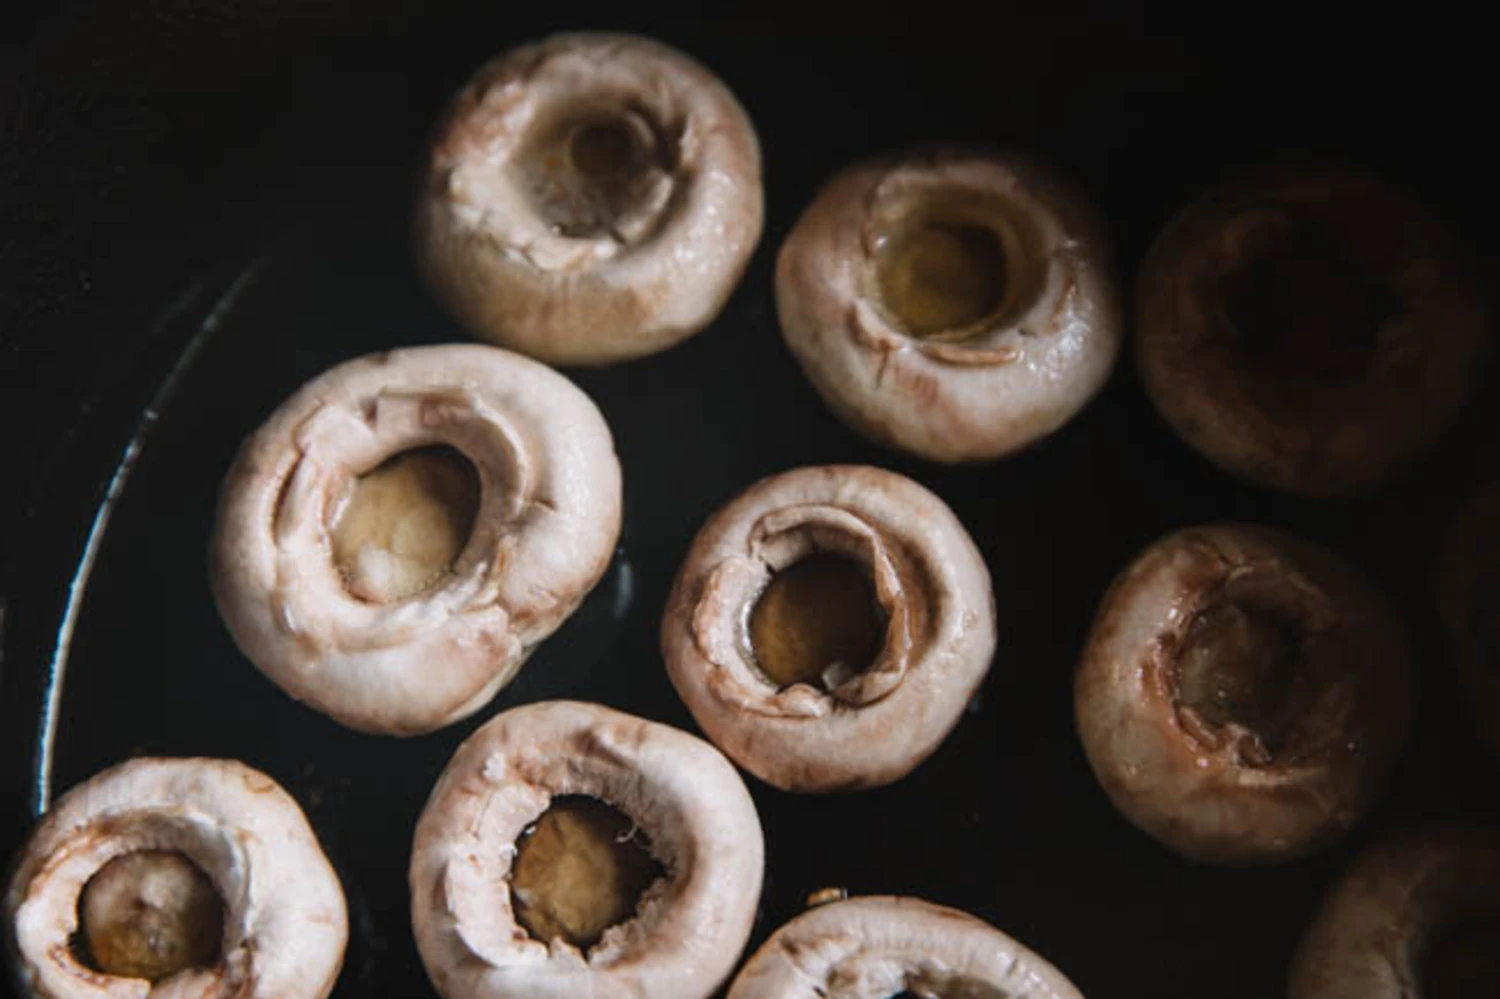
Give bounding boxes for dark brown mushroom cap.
[1287,826,1500,999]
[661,465,996,792]
[727,895,1084,999]
[776,147,1122,462]
[1136,165,1492,498]
[5,757,347,999]
[416,32,764,366]
[1074,524,1413,864]
[1437,483,1500,762]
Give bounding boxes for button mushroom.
[210,344,622,735]
[661,465,996,792]
[1074,524,1413,863]
[1438,483,1500,762]
[775,148,1122,462]
[1136,166,1493,497]
[6,757,347,999]
[409,700,765,999]
[1287,826,1500,999]
[727,895,1084,999]
[415,32,764,366]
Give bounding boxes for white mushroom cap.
[416,32,764,366]
[727,896,1084,999]
[776,148,1122,462]
[409,700,765,999]
[661,465,996,792]
[209,344,622,735]
[1437,482,1500,762]
[5,758,347,999]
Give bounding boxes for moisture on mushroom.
[416,32,764,366]
[1438,483,1500,762]
[409,700,765,999]
[1287,826,1500,999]
[210,344,622,736]
[1135,166,1492,497]
[727,895,1084,999]
[5,757,347,999]
[775,147,1122,462]
[1074,524,1413,864]
[661,464,996,792]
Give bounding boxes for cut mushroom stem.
[78,850,225,981]
[747,552,886,690]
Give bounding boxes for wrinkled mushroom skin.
[409,700,765,999]
[1136,167,1492,498]
[210,344,622,735]
[1287,827,1500,999]
[416,32,764,366]
[661,465,996,792]
[1075,524,1413,864]
[5,758,347,999]
[1437,484,1500,762]
[727,896,1084,999]
[776,149,1122,463]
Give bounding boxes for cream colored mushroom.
[1136,166,1493,498]
[1287,826,1500,999]
[775,148,1122,462]
[727,895,1084,999]
[416,32,764,366]
[5,757,346,999]
[661,465,995,792]
[409,700,764,999]
[1437,483,1500,762]
[210,344,622,735]
[1074,524,1413,864]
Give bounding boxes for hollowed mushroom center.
[519,111,668,240]
[748,553,886,690]
[1425,919,1500,999]
[329,445,481,603]
[509,795,664,951]
[876,221,1009,337]
[77,850,224,982]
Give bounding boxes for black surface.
[3,5,1499,998]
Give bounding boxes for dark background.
[2,4,1497,997]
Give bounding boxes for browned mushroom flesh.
[1074,524,1413,863]
[5,758,347,999]
[727,895,1084,999]
[775,147,1122,462]
[210,344,622,735]
[416,32,764,366]
[409,700,764,999]
[1438,483,1500,762]
[1136,166,1492,497]
[661,465,996,792]
[1287,826,1500,999]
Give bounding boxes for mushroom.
[1135,165,1492,497]
[1287,826,1500,999]
[726,895,1084,999]
[661,465,995,792]
[5,757,347,999]
[1074,523,1413,863]
[415,32,764,366]
[775,147,1122,462]
[1437,482,1500,761]
[409,699,764,999]
[210,344,622,735]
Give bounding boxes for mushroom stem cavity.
[1425,919,1500,999]
[747,552,886,690]
[329,444,482,603]
[876,220,1008,337]
[77,850,225,982]
[509,795,664,951]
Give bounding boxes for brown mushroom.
[409,699,764,999]
[1438,483,1500,762]
[415,32,764,366]
[1074,524,1413,863]
[727,895,1084,999]
[1287,826,1500,999]
[1136,166,1492,497]
[210,344,622,735]
[6,757,347,999]
[661,465,995,792]
[775,147,1122,462]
